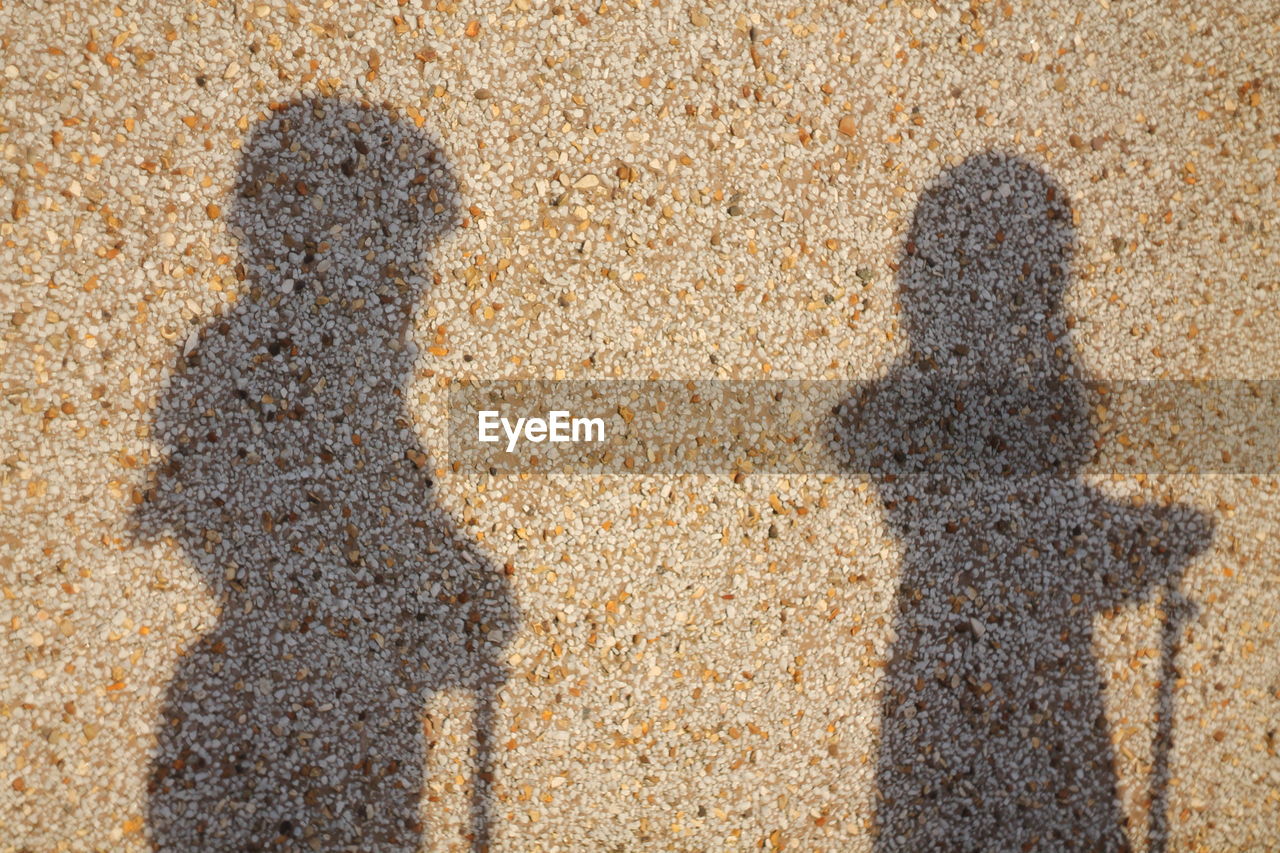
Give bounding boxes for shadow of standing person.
[833,153,1213,851]
[134,97,518,851]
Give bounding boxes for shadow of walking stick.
[470,679,500,852]
[1149,576,1197,853]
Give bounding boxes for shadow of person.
[833,153,1213,851]
[134,97,518,851]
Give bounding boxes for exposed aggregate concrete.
[1,0,1278,850]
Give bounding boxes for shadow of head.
[229,96,459,311]
[835,152,1092,479]
[897,151,1076,377]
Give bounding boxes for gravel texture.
[2,1,1278,851]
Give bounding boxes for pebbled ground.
[1,1,1278,850]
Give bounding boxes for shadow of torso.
[854,451,1209,850]
[135,99,516,851]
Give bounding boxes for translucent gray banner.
[445,379,1280,476]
